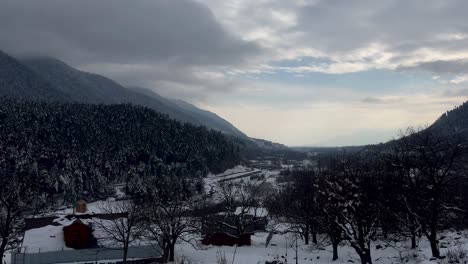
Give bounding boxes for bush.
[446,246,468,264]
[398,250,423,264]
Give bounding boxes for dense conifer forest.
[0,97,241,203]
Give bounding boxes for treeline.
[268,127,468,264]
[0,97,240,202]
[431,100,468,134]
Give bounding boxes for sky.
[1,0,468,146]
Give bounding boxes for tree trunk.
[122,244,128,264]
[332,240,339,261]
[429,235,440,259]
[428,198,440,258]
[358,248,372,264]
[162,245,170,263]
[0,210,11,264]
[303,231,309,245]
[169,242,176,262]
[312,230,317,244]
[408,213,418,249]
[0,238,7,264]
[410,231,417,249]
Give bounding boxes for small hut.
[62,219,93,249]
[75,199,88,214]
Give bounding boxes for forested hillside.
[0,98,240,203]
[430,100,468,134]
[0,51,69,101]
[20,56,247,137]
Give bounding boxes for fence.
[11,245,162,264]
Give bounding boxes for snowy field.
[174,230,468,264]
[205,165,279,186]
[6,165,467,264]
[205,166,261,184]
[7,216,468,264]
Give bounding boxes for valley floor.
[5,222,468,264]
[175,230,468,264]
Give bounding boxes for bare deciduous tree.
[214,180,267,245]
[321,153,382,264]
[389,127,466,258]
[268,170,319,245]
[93,200,144,264]
[0,151,40,264]
[138,172,202,263]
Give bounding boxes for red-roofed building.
[63,219,93,249]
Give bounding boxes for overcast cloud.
[1,0,468,145]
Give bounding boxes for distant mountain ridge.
[0,50,306,159]
[0,50,244,137]
[19,56,246,137]
[292,101,468,152]
[0,51,69,101]
[429,101,468,135]
[129,86,246,138]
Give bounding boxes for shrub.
[446,246,468,264]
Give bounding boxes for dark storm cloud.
[0,0,258,66]
[399,60,468,74]
[82,61,241,101]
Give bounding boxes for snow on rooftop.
[22,199,132,253]
[22,223,68,253]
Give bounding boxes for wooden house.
[201,208,268,246]
[63,219,93,249]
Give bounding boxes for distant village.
[10,163,284,264]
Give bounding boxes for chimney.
[75,200,87,214]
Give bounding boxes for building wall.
[11,246,161,264]
[63,223,92,249]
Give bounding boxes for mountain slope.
[0,51,69,101]
[0,97,240,200]
[20,56,246,137]
[429,101,468,135]
[172,99,247,138]
[1,51,302,158]
[132,86,247,137]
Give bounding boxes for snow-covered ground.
[4,252,11,264]
[19,199,142,255]
[205,166,262,184]
[205,165,280,187]
[11,165,467,264]
[175,230,468,264]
